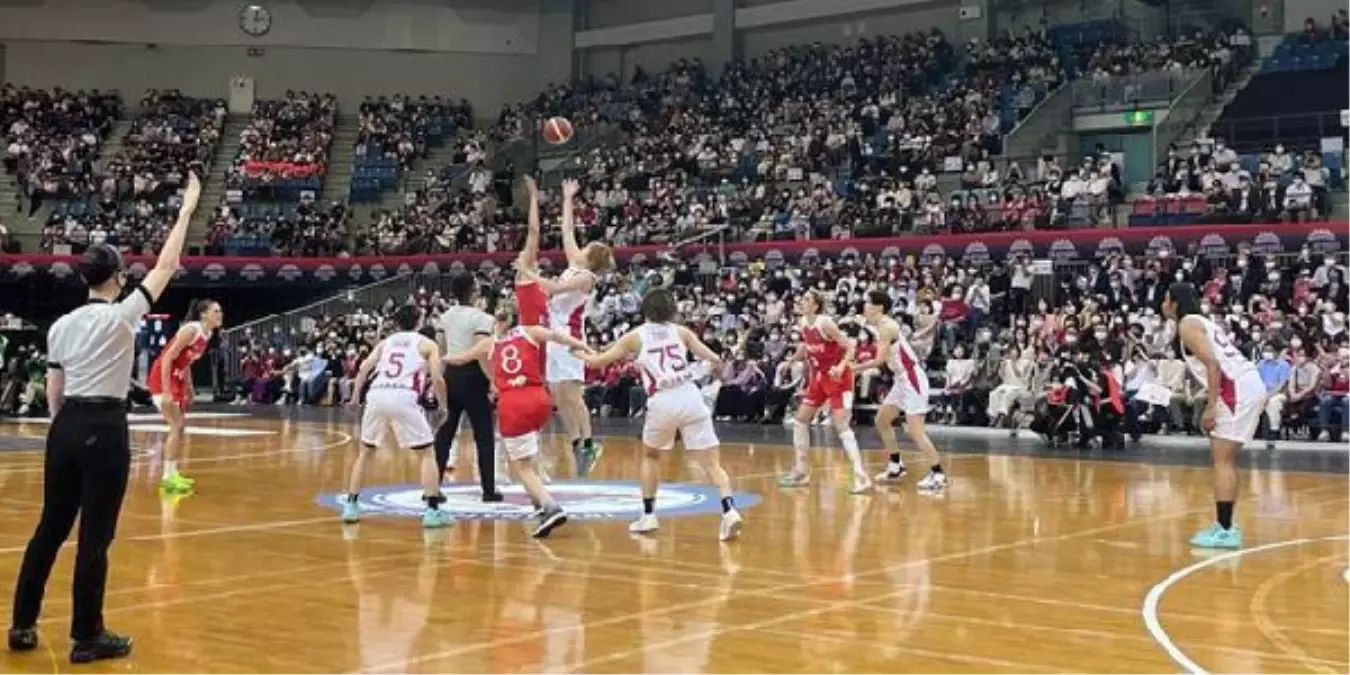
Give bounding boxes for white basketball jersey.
[548,267,593,338]
[886,322,923,375]
[369,331,429,393]
[1180,315,1257,385]
[635,323,699,396]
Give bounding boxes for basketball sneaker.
[422,509,454,529]
[532,506,568,539]
[341,500,361,524]
[577,440,604,477]
[874,462,907,483]
[159,473,193,495]
[849,474,874,495]
[777,471,810,488]
[916,471,948,491]
[718,509,744,542]
[1189,523,1242,549]
[629,514,659,534]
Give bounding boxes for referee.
[8,175,200,664]
[434,272,502,502]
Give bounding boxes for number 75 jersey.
[492,327,546,391]
[635,322,700,396]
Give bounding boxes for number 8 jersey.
[492,327,545,392]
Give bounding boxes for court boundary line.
[1141,535,1350,674]
[1249,552,1347,674]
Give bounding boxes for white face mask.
[1262,351,1276,360]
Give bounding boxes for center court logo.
[316,481,761,521]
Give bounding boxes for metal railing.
[1209,112,1347,154]
[1149,68,1216,170]
[1070,69,1205,113]
[219,273,431,381]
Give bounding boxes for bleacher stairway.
[188,114,251,249]
[321,115,361,205]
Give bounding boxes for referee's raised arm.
[8,173,201,665]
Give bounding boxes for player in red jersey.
[779,290,871,494]
[147,299,223,494]
[514,175,549,328]
[445,309,591,538]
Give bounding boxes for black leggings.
[434,364,496,496]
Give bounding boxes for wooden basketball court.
[0,411,1345,673]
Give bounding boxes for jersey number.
[383,352,406,378]
[499,345,523,374]
[648,345,686,372]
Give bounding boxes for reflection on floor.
[0,407,1343,673]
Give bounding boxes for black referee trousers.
[12,398,131,640]
[434,363,496,496]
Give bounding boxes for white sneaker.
[629,514,659,534]
[719,509,744,542]
[849,474,874,495]
[917,471,948,491]
[777,471,811,488]
[874,462,907,483]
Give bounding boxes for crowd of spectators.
[354,94,471,170]
[1140,139,1340,223]
[226,91,337,194]
[2,85,120,218]
[224,243,1350,447]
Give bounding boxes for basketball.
[541,116,574,145]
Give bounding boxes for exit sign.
[1124,110,1154,126]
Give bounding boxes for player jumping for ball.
[517,179,615,478]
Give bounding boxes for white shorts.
[1211,371,1267,445]
[882,365,931,416]
[360,389,435,450]
[643,386,719,451]
[501,432,540,461]
[545,341,585,384]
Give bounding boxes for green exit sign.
[1124,110,1155,126]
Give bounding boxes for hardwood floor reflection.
[0,412,1344,673]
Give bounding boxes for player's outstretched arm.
[443,338,492,366]
[516,175,541,273]
[580,329,640,369]
[526,326,590,354]
[559,179,585,267]
[677,326,722,373]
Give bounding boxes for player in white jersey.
[343,304,453,529]
[856,291,947,491]
[518,179,615,478]
[580,287,744,541]
[1165,282,1266,549]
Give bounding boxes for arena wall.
[0,0,546,112]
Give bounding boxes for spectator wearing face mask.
[1279,346,1323,434]
[1257,346,1293,446]
[1314,346,1349,442]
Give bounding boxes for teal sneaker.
[422,509,455,529]
[341,500,360,524]
[577,441,604,477]
[1189,522,1242,549]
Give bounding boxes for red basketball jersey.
[802,318,845,376]
[148,323,211,395]
[515,279,548,327]
[491,327,545,392]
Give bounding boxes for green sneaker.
[577,441,604,477]
[422,509,454,529]
[1189,522,1242,549]
[159,473,194,495]
[777,471,810,488]
[341,500,361,524]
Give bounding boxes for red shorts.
[497,386,553,439]
[803,369,854,411]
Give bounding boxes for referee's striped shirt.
[47,287,153,398]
